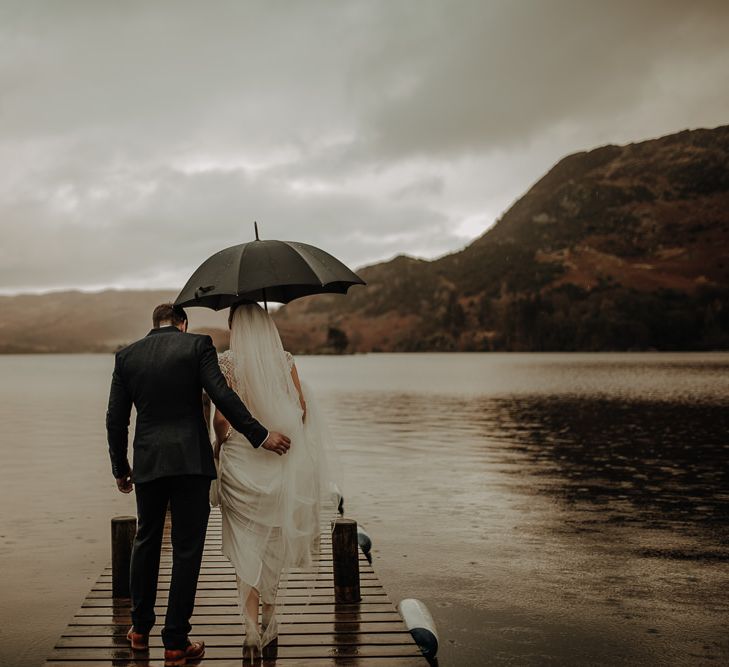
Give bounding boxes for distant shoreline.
[1,348,727,355]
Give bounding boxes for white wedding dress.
[211,303,340,649]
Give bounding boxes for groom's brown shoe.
[164,640,205,666]
[126,626,149,650]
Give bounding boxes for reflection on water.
[0,353,728,666]
[296,353,729,665]
[502,397,729,542]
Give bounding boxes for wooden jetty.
[45,508,427,666]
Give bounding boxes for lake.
[0,352,728,666]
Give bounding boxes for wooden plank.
[57,633,417,648]
[102,559,376,569]
[82,588,389,609]
[95,570,376,579]
[98,571,381,581]
[84,587,386,599]
[91,574,377,586]
[91,581,380,591]
[63,622,415,637]
[81,596,390,608]
[68,612,405,625]
[86,589,384,599]
[48,644,423,660]
[75,605,398,618]
[47,659,426,666]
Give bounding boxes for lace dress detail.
[217,351,236,441]
[219,349,294,388]
[219,349,237,390]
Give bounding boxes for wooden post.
[331,518,360,603]
[111,516,136,598]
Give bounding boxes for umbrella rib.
[236,242,251,297]
[283,242,330,285]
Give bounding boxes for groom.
[106,303,290,665]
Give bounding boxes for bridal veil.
[212,302,341,647]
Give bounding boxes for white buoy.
[398,598,438,660]
[357,525,372,563]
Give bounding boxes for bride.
[210,301,339,660]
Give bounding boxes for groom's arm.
[197,335,269,448]
[106,352,133,479]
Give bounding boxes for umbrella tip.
[254,221,260,241]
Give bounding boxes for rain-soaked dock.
[45,508,427,665]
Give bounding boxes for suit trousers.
[130,474,211,649]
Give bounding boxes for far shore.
[1,348,728,355]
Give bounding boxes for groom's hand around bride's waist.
[262,431,291,456]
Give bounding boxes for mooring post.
[331,518,361,603]
[111,516,137,598]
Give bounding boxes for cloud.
[0,158,454,291]
[0,0,728,292]
[356,1,729,157]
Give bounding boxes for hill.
[1,125,727,353]
[274,125,729,351]
[0,290,229,353]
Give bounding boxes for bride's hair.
[227,299,257,328]
[227,300,294,404]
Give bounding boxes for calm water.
[0,353,728,666]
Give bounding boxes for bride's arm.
[290,363,307,422]
[212,351,235,455]
[213,408,231,457]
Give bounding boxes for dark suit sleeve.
[106,353,132,478]
[197,336,269,448]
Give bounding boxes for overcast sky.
[1,0,728,294]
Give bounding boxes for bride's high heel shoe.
[242,618,261,664]
[261,610,279,659]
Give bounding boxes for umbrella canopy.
[174,236,366,310]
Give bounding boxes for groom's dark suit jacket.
[106,325,268,484]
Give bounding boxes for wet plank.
[67,612,406,626]
[74,603,400,616]
[63,622,415,637]
[57,633,417,648]
[47,659,425,666]
[48,644,422,660]
[46,507,426,664]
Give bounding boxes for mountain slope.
[274,125,729,351]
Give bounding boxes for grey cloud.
[391,176,445,201]
[354,1,729,158]
[0,161,454,291]
[0,1,727,292]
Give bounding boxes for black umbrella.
[174,223,366,311]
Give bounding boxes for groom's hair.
[152,303,187,328]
